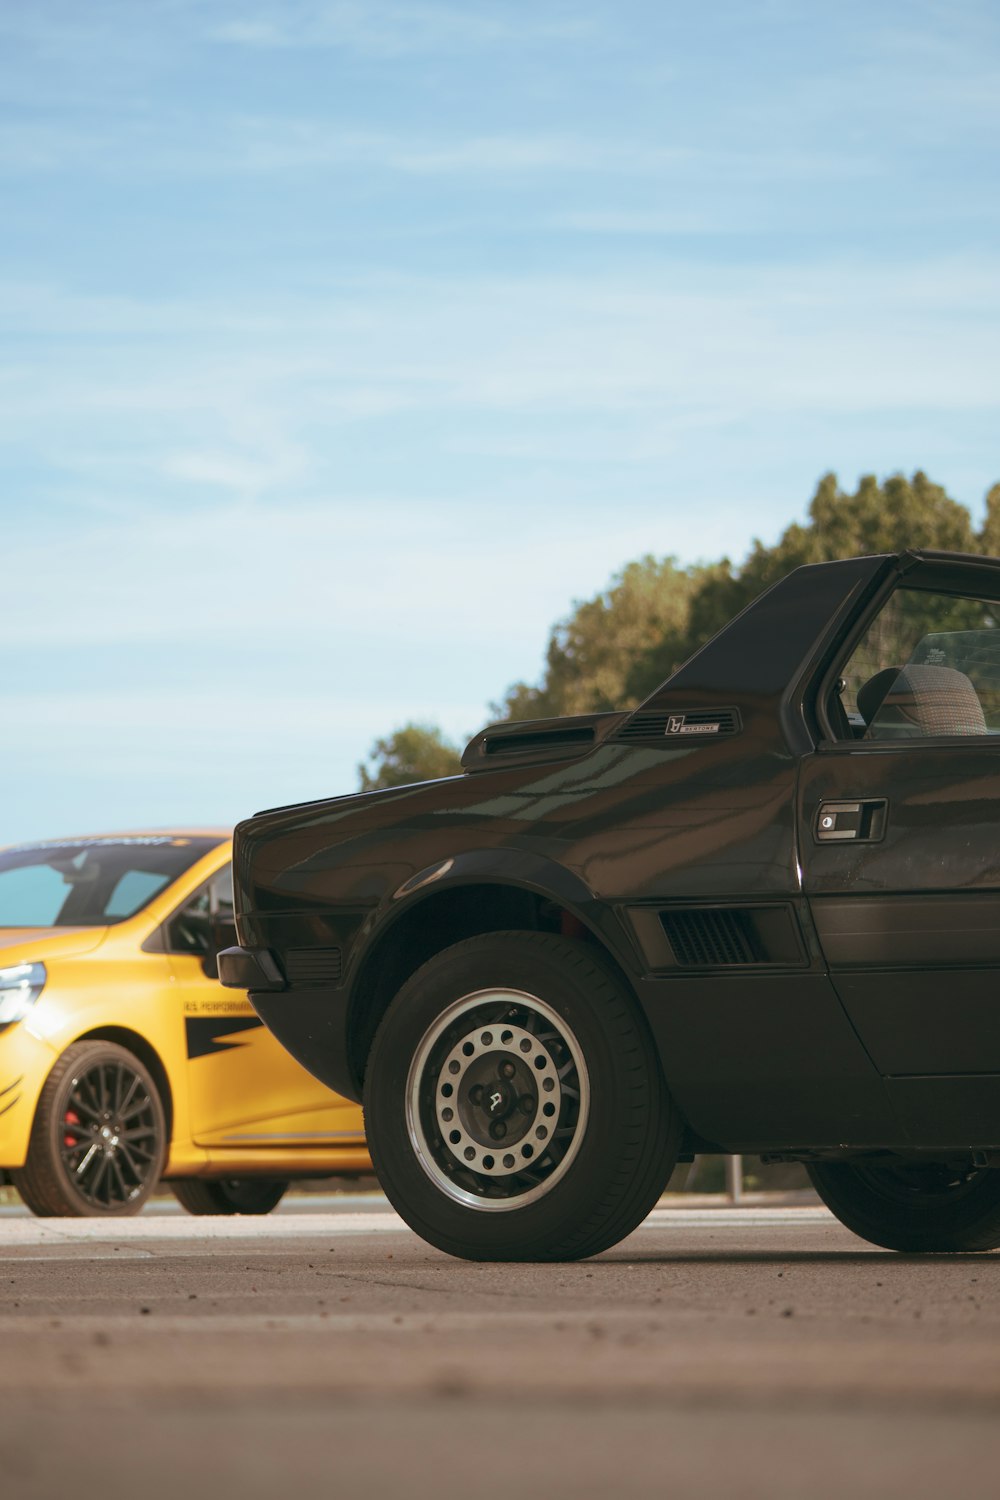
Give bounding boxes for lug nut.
[490,1121,507,1140]
[520,1095,535,1114]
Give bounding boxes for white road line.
[644,1208,832,1229]
[0,1205,833,1252]
[0,1249,155,1260]
[0,1211,405,1245]
[0,1308,720,1334]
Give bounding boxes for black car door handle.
[815,799,888,842]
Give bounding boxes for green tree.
[358,722,463,792]
[977,483,1000,557]
[501,470,993,720]
[685,471,980,648]
[494,555,727,720]
[364,471,999,771]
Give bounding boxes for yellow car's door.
[164,865,363,1150]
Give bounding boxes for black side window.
[166,866,234,956]
[833,587,1000,742]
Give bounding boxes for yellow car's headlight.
[0,962,46,1030]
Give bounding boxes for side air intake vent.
[618,707,742,744]
[283,948,343,986]
[644,904,807,969]
[660,909,760,966]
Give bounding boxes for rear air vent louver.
[659,909,761,967]
[618,707,742,744]
[282,948,343,986]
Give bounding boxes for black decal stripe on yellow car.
[184,1015,263,1059]
[0,1093,21,1118]
[0,1075,23,1099]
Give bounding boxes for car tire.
[170,1178,289,1215]
[12,1040,166,1218]
[807,1158,1000,1252]
[364,931,681,1262]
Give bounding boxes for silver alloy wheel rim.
[405,988,591,1212]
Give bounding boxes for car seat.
[863,663,987,738]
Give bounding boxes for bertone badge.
[665,715,721,736]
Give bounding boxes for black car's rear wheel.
[808,1158,1000,1251]
[170,1178,289,1215]
[364,931,680,1261]
[13,1041,166,1217]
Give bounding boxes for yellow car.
[0,831,370,1216]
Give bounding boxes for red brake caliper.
[64,1109,81,1148]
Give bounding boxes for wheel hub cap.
[437,1021,558,1174]
[407,989,591,1213]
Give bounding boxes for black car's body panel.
[222,549,1000,1159]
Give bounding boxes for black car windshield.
[0,837,224,928]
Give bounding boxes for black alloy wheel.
[364,931,680,1262]
[13,1040,166,1217]
[808,1157,1000,1252]
[170,1178,289,1215]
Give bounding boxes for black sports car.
[221,549,1000,1260]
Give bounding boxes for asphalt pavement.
[2,1195,999,1500]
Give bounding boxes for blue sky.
[2,0,999,842]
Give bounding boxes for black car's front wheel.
[808,1158,1000,1252]
[13,1040,166,1217]
[364,932,680,1261]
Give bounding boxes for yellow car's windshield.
[0,836,222,928]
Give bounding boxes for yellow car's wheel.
[13,1040,166,1217]
[170,1178,289,1215]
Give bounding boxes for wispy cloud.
[0,123,109,174]
[209,2,596,56]
[550,210,724,236]
[1,492,676,652]
[0,116,695,181]
[223,125,632,177]
[1,114,884,187]
[3,255,998,466]
[2,0,999,846]
[163,444,307,496]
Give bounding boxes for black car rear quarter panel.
[235,553,902,1148]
